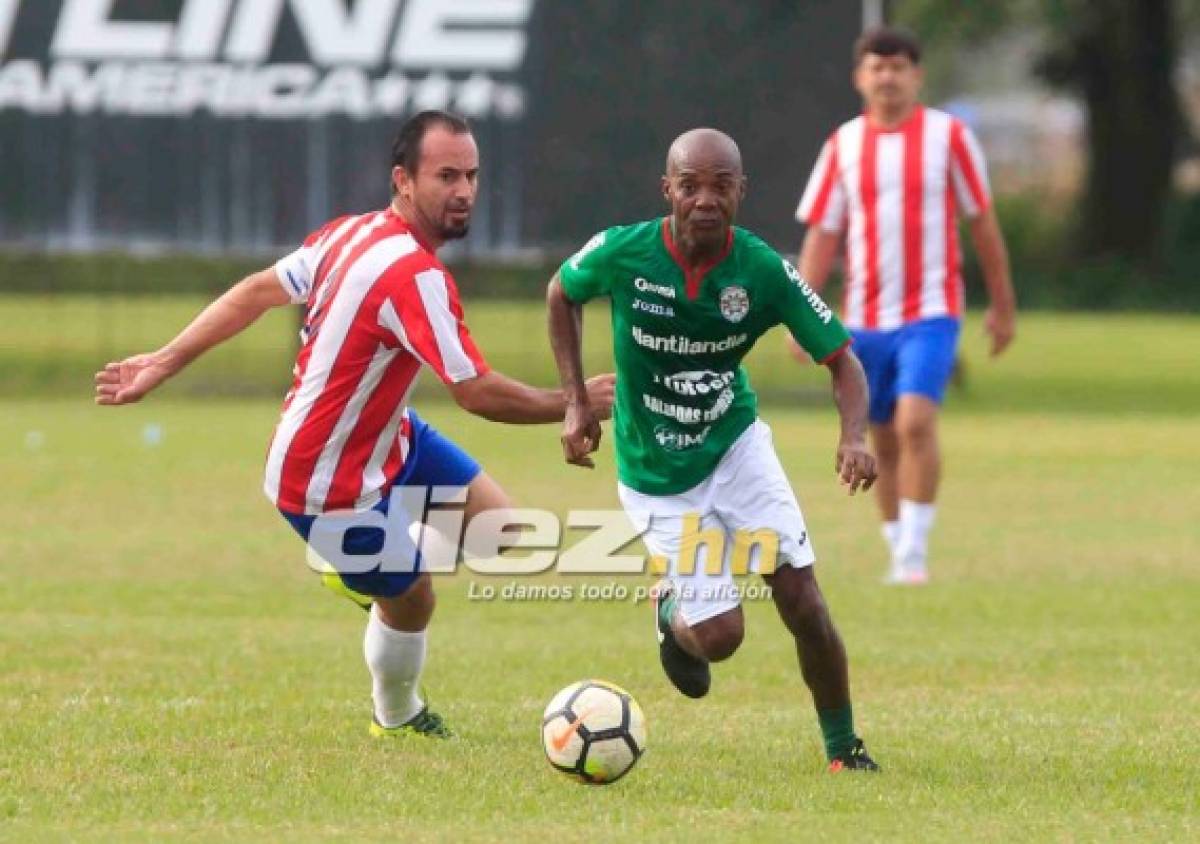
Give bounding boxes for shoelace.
[409,708,451,736]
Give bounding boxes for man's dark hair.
[853,26,921,66]
[390,110,471,177]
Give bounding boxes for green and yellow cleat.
[320,570,373,611]
[368,706,454,739]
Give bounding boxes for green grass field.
[1,305,1198,841]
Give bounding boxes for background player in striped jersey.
[793,27,1018,584]
[95,110,614,739]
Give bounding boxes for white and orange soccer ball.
[541,679,647,784]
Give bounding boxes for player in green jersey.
[546,128,880,771]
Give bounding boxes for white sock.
[363,604,427,728]
[881,520,901,555]
[896,500,936,570]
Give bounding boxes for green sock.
[817,704,856,760]
[657,590,678,629]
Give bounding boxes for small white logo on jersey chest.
[719,286,749,323]
[635,277,676,299]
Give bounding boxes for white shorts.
[618,419,815,627]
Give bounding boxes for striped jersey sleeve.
[948,120,992,218]
[274,216,356,304]
[796,133,847,233]
[378,262,489,385]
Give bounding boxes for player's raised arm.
[824,347,877,495]
[546,273,603,468]
[94,267,291,405]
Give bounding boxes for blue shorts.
[850,317,961,424]
[279,410,482,599]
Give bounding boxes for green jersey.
[559,218,850,495]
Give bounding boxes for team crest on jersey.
[719,285,749,323]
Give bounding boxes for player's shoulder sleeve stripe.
[311,214,356,247]
[948,117,991,216]
[797,125,850,231]
[276,215,362,305]
[559,223,636,303]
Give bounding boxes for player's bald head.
[666,128,743,177]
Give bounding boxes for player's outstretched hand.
[984,304,1016,357]
[835,439,877,495]
[561,400,603,469]
[94,352,174,405]
[585,373,616,420]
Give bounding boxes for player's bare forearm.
[825,348,877,495]
[826,348,868,443]
[161,268,292,371]
[447,369,613,427]
[968,208,1017,356]
[797,227,841,294]
[95,267,289,405]
[546,275,589,405]
[546,274,606,468]
[449,370,567,424]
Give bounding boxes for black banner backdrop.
[0,0,858,258]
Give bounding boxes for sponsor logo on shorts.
[719,285,749,323]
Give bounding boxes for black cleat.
[653,581,711,699]
[828,738,880,772]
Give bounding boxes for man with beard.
[95,110,614,739]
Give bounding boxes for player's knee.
[894,410,937,447]
[871,426,900,461]
[768,566,831,639]
[375,576,435,630]
[692,610,744,662]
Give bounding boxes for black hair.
[854,26,922,66]
[390,110,471,187]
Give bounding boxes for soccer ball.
[541,679,647,784]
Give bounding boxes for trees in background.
[894,0,1190,266]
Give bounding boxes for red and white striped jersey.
[264,208,489,515]
[796,106,991,330]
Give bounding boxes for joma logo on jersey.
[631,326,748,355]
[782,259,833,324]
[632,299,674,317]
